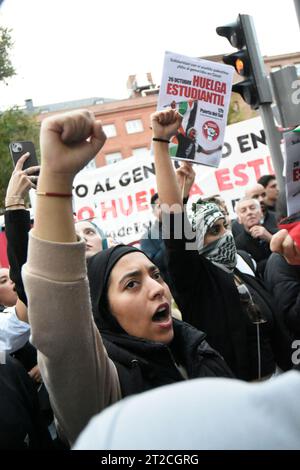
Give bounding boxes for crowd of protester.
[0,108,300,450]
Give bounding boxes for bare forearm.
[33,172,76,243]
[153,141,183,211]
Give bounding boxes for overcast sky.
[0,0,299,110]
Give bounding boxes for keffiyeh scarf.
[191,200,237,272]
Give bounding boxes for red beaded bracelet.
[36,191,72,197]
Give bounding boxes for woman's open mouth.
[152,303,172,327]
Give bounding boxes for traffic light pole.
[216,14,285,192]
[259,104,285,192]
[294,0,300,29]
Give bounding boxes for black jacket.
[4,210,53,423]
[0,356,52,449]
[263,210,278,234]
[265,253,300,370]
[235,228,272,277]
[165,213,276,381]
[4,209,31,306]
[232,210,278,241]
[102,319,233,397]
[4,209,38,371]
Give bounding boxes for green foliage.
[0,108,40,211]
[0,26,15,83]
[227,101,244,124]
[227,95,258,125]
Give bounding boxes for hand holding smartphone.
[5,142,40,208]
[9,141,39,173]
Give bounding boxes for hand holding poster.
[157,51,234,167]
[284,126,300,216]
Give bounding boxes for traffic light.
[216,14,272,110]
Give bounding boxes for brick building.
[28,51,300,168]
[86,94,157,167]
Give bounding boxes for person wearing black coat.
[235,228,272,277]
[87,244,234,398]
[4,203,40,373]
[152,108,278,381]
[264,252,300,370]
[4,161,55,432]
[0,355,52,449]
[162,210,277,381]
[231,182,278,241]
[5,209,31,306]
[234,198,274,277]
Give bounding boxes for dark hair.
[200,195,222,205]
[198,195,229,216]
[257,174,276,188]
[151,193,159,205]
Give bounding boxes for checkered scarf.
[191,200,237,272]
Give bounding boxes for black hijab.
[87,244,143,334]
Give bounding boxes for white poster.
[157,51,234,167]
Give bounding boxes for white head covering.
[74,371,300,450]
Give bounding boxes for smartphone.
[9,141,39,171]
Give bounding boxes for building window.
[102,124,117,138]
[271,66,281,73]
[125,119,144,134]
[132,147,149,157]
[295,63,300,76]
[105,152,122,165]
